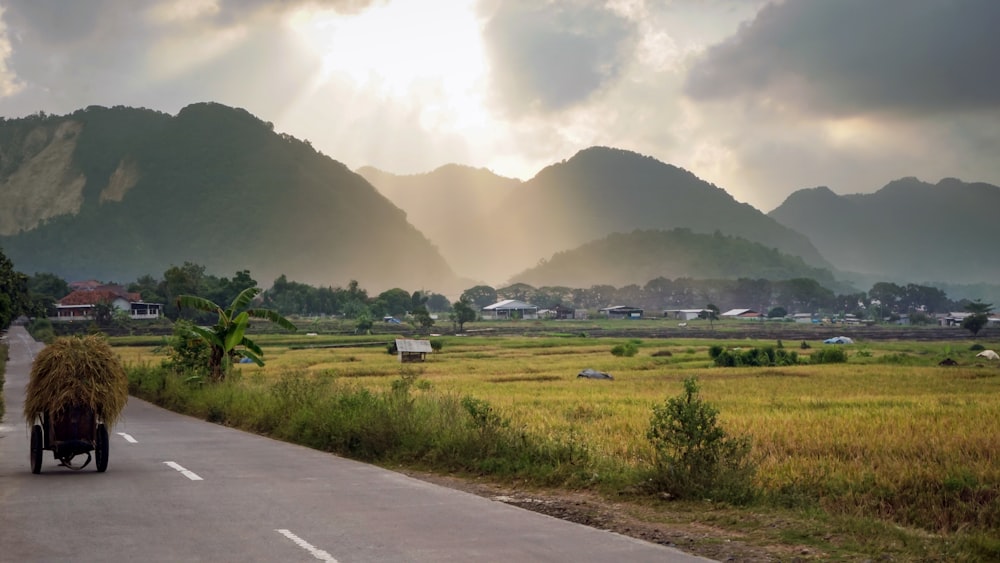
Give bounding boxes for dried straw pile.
[23,335,129,426]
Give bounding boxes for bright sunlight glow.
[289,1,487,105]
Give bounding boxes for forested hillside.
[0,104,459,293]
[769,177,1000,284]
[511,228,844,291]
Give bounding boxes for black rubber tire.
[95,424,109,473]
[30,425,43,474]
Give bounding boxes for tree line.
[5,252,991,333]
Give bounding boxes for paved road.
[0,326,712,562]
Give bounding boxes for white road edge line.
[163,461,203,481]
[275,529,338,562]
[117,432,138,443]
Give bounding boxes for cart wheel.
[30,425,43,474]
[95,424,109,473]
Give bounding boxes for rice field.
[115,333,1000,538]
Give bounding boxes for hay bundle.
[23,335,129,426]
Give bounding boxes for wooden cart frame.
[30,405,109,473]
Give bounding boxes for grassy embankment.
[116,333,1000,561]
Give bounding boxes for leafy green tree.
[355,312,374,335]
[162,262,208,320]
[767,306,787,319]
[0,247,29,329]
[128,274,165,303]
[962,300,993,337]
[425,292,451,312]
[461,285,497,308]
[411,305,434,331]
[451,297,477,331]
[699,303,720,329]
[93,298,115,326]
[375,288,412,318]
[207,269,257,310]
[497,282,536,302]
[175,287,296,381]
[28,272,69,301]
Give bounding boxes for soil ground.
[402,470,810,562]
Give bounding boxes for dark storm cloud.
[481,1,636,116]
[684,0,1000,116]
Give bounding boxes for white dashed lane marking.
[276,529,338,562]
[117,432,137,443]
[163,461,203,481]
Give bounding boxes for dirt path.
[402,471,803,562]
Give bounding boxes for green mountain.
[0,103,458,293]
[361,146,832,285]
[768,177,1000,284]
[511,228,840,289]
[357,164,522,280]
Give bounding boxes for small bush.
[708,344,724,359]
[651,350,673,357]
[811,347,848,364]
[970,343,985,351]
[27,318,55,344]
[712,347,798,367]
[430,339,443,351]
[800,340,811,349]
[611,342,639,357]
[646,377,756,503]
[164,320,211,376]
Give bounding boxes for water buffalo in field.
[577,368,613,380]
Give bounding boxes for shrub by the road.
[646,376,756,504]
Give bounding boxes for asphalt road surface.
[0,326,712,562]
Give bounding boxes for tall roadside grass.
[127,365,596,486]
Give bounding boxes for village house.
[54,284,162,321]
[481,299,538,320]
[599,305,643,319]
[663,309,709,321]
[720,308,764,320]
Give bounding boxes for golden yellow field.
[116,335,1000,514]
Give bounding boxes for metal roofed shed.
[481,299,538,320]
[395,339,433,362]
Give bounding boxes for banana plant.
[176,287,296,381]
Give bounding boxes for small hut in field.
[23,335,129,427]
[395,339,432,363]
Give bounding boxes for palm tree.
[176,287,296,381]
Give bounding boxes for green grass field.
[116,333,1000,560]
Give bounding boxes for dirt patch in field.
[399,470,817,562]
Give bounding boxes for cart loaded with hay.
[24,335,129,473]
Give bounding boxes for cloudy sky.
[0,0,997,211]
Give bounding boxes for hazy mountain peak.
[769,176,1000,283]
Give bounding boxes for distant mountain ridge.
[363,146,833,286]
[0,103,459,293]
[510,228,841,290]
[768,177,1000,283]
[357,164,522,280]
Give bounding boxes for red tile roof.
[58,289,130,306]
